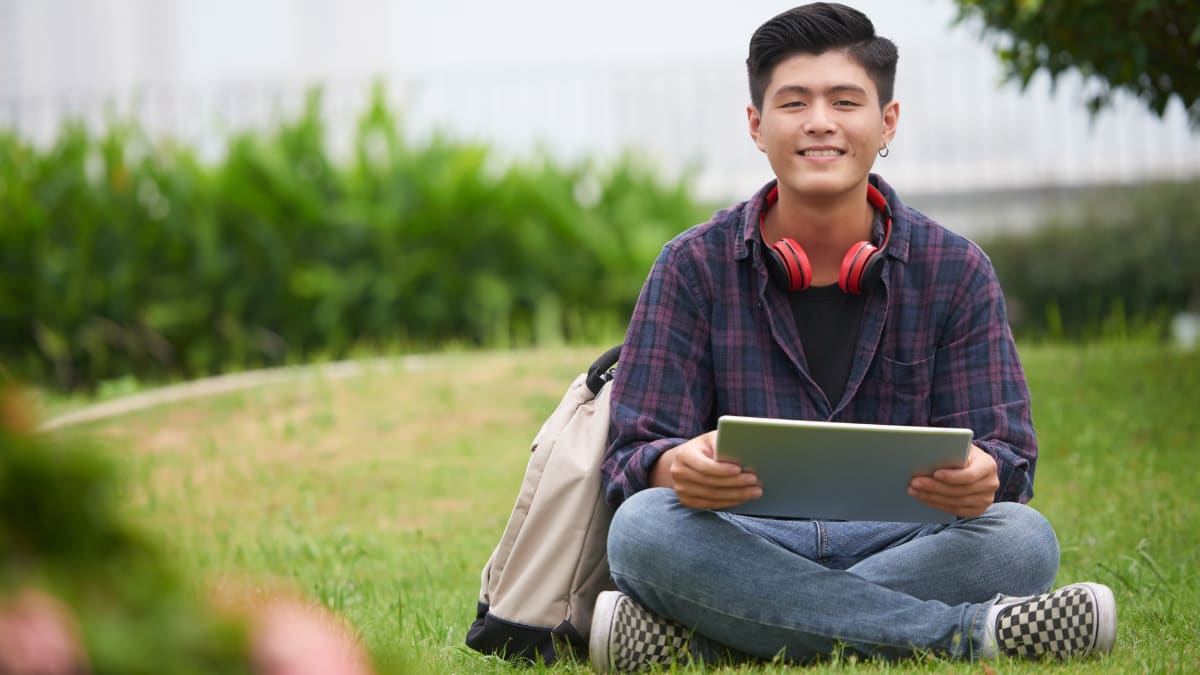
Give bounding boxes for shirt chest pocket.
[853,353,935,426]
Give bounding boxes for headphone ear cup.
[856,249,886,293]
[766,238,812,292]
[838,241,879,294]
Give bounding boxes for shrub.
[1,86,707,389]
[979,179,1200,341]
[0,388,252,673]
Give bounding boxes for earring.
[878,144,890,158]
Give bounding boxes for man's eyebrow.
[771,83,869,98]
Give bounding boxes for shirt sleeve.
[601,242,715,508]
[930,245,1037,503]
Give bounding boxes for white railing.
[3,52,1198,235]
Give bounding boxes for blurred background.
[5,0,1199,231]
[3,6,1197,674]
[2,0,1199,390]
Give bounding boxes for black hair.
[746,2,898,110]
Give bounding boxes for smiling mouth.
[800,149,845,157]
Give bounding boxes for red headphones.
[760,184,893,294]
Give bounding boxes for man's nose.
[804,104,836,134]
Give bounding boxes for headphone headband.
[760,183,893,294]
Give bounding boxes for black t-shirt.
[788,284,867,407]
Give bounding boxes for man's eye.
[835,100,861,107]
[781,101,805,108]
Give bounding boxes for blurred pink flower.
[0,589,88,675]
[251,599,374,675]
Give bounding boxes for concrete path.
[39,356,432,431]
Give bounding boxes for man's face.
[748,50,898,201]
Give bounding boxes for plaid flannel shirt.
[602,174,1036,508]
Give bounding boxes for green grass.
[58,343,1200,673]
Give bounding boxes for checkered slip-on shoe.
[987,582,1116,659]
[589,591,692,673]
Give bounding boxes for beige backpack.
[465,346,620,664]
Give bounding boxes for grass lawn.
[54,343,1199,673]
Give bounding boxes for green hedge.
[978,179,1200,341]
[4,84,1197,390]
[1,86,705,389]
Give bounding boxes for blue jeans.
[607,488,1060,663]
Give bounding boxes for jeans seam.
[815,521,830,562]
[965,598,993,660]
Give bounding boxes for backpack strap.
[585,345,622,396]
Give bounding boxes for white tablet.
[714,415,973,524]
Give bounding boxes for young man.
[589,3,1116,671]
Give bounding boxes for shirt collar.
[736,174,912,264]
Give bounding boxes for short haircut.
[746,2,899,110]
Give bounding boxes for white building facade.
[3,0,1198,234]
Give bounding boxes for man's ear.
[747,104,767,153]
[881,100,900,147]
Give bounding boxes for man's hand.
[907,444,999,518]
[650,431,762,509]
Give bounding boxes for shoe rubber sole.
[589,590,622,673]
[1080,582,1117,656]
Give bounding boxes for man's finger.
[909,476,996,497]
[672,461,758,488]
[930,463,993,484]
[909,491,990,517]
[678,485,763,510]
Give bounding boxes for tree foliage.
[953,0,1200,127]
